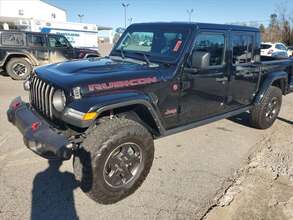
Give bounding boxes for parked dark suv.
[0,31,100,80]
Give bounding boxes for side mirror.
[191,51,210,70]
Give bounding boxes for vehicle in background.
[40,27,99,51]
[0,30,100,80]
[261,42,292,57]
[113,27,126,45]
[287,46,293,57]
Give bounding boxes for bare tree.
[260,2,293,45]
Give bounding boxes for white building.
[0,0,112,48]
[0,0,67,23]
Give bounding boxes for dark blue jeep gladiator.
[7,22,293,204]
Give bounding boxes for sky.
[44,0,293,30]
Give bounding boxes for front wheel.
[249,86,282,129]
[73,117,154,204]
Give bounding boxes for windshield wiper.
[132,52,151,66]
[120,46,125,59]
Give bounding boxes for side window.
[232,34,254,64]
[193,33,225,66]
[27,34,45,47]
[1,33,24,46]
[276,44,286,50]
[275,44,282,50]
[48,35,70,48]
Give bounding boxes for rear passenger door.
[227,32,259,109]
[26,33,49,65]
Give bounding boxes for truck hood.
[35,57,161,89]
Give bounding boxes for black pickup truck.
[7,22,293,204]
[0,31,100,80]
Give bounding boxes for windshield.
[113,26,190,62]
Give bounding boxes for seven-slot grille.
[30,76,55,119]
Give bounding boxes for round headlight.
[52,90,66,112]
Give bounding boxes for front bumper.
[7,97,72,160]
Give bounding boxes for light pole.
[187,9,194,22]
[122,3,130,28]
[78,14,84,23]
[128,17,133,25]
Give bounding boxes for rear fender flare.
[254,71,288,105]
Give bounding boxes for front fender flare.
[66,92,165,134]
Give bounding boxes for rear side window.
[232,33,254,64]
[193,33,225,66]
[1,32,24,46]
[261,44,272,49]
[27,34,46,47]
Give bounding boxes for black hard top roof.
[130,22,259,32]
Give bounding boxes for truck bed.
[260,56,293,93]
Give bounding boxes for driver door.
[47,35,74,63]
[179,31,229,125]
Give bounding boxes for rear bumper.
[7,97,72,160]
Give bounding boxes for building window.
[18,9,24,16]
[51,13,56,19]
[83,26,88,30]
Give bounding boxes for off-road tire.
[73,117,154,204]
[6,58,32,80]
[249,86,282,129]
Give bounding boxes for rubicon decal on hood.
[88,77,159,92]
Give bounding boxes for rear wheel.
[73,117,154,204]
[6,58,32,80]
[249,86,282,129]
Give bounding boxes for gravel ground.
[206,95,293,220]
[0,75,292,220]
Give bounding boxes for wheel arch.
[3,52,37,68]
[254,71,288,105]
[95,101,164,137]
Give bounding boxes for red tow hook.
[31,122,41,132]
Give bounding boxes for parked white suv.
[261,42,291,58]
